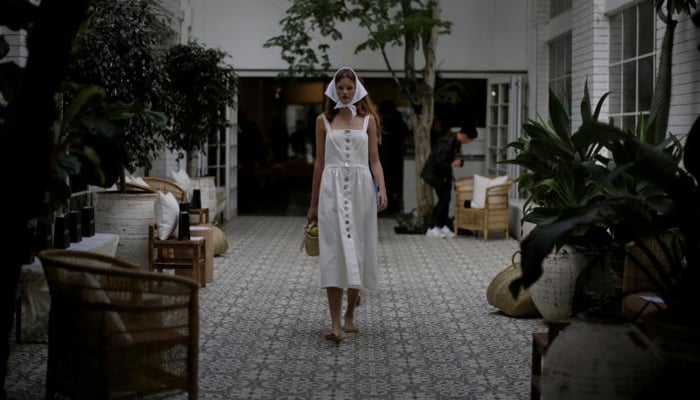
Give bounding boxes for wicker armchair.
[142,177,188,203]
[38,249,199,400]
[453,176,513,240]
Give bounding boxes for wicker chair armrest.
[484,181,513,209]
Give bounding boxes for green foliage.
[507,82,700,320]
[67,0,172,173]
[502,82,612,238]
[394,208,428,234]
[163,40,238,166]
[54,82,144,200]
[648,0,697,144]
[263,0,450,80]
[1,0,95,217]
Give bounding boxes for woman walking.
[306,67,387,342]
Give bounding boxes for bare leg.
[325,287,343,342]
[344,288,360,333]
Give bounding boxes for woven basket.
[302,224,319,257]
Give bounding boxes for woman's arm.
[307,114,326,223]
[368,115,388,212]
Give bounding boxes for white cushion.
[154,191,179,240]
[168,169,193,201]
[471,174,508,209]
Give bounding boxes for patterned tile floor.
[7,216,546,399]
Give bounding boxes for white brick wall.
[570,0,610,128]
[533,0,551,121]
[530,0,699,136]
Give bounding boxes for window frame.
[608,1,656,132]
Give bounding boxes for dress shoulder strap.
[321,114,331,132]
[362,115,370,132]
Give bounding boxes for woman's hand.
[376,190,388,212]
[307,206,318,224]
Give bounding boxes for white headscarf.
[324,67,368,117]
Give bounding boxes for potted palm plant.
[517,113,699,396]
[502,83,628,320]
[510,85,699,395]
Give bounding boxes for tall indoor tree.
[67,0,172,188]
[648,0,697,144]
[264,0,451,223]
[163,40,238,176]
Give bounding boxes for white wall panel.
[189,0,529,76]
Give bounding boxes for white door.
[225,105,238,220]
[485,75,526,197]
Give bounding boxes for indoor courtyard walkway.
[7,216,544,399]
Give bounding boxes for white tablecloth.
[18,233,120,328]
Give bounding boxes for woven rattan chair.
[142,177,188,203]
[38,249,199,400]
[453,176,513,240]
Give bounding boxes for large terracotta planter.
[94,191,157,266]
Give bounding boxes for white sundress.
[318,115,378,291]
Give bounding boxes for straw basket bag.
[301,223,319,257]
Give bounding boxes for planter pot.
[53,215,70,249]
[94,191,157,266]
[542,316,663,399]
[68,210,82,243]
[81,206,95,237]
[528,246,585,322]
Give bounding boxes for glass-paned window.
[550,0,572,18]
[609,1,656,132]
[549,33,572,116]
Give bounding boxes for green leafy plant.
[67,0,172,187]
[502,82,618,251]
[163,40,238,174]
[648,0,697,144]
[55,82,146,198]
[394,208,428,234]
[508,88,699,322]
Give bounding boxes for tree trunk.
[649,11,677,144]
[414,4,440,224]
[186,153,196,178]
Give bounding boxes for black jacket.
[421,133,460,187]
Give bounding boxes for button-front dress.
[318,115,378,291]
